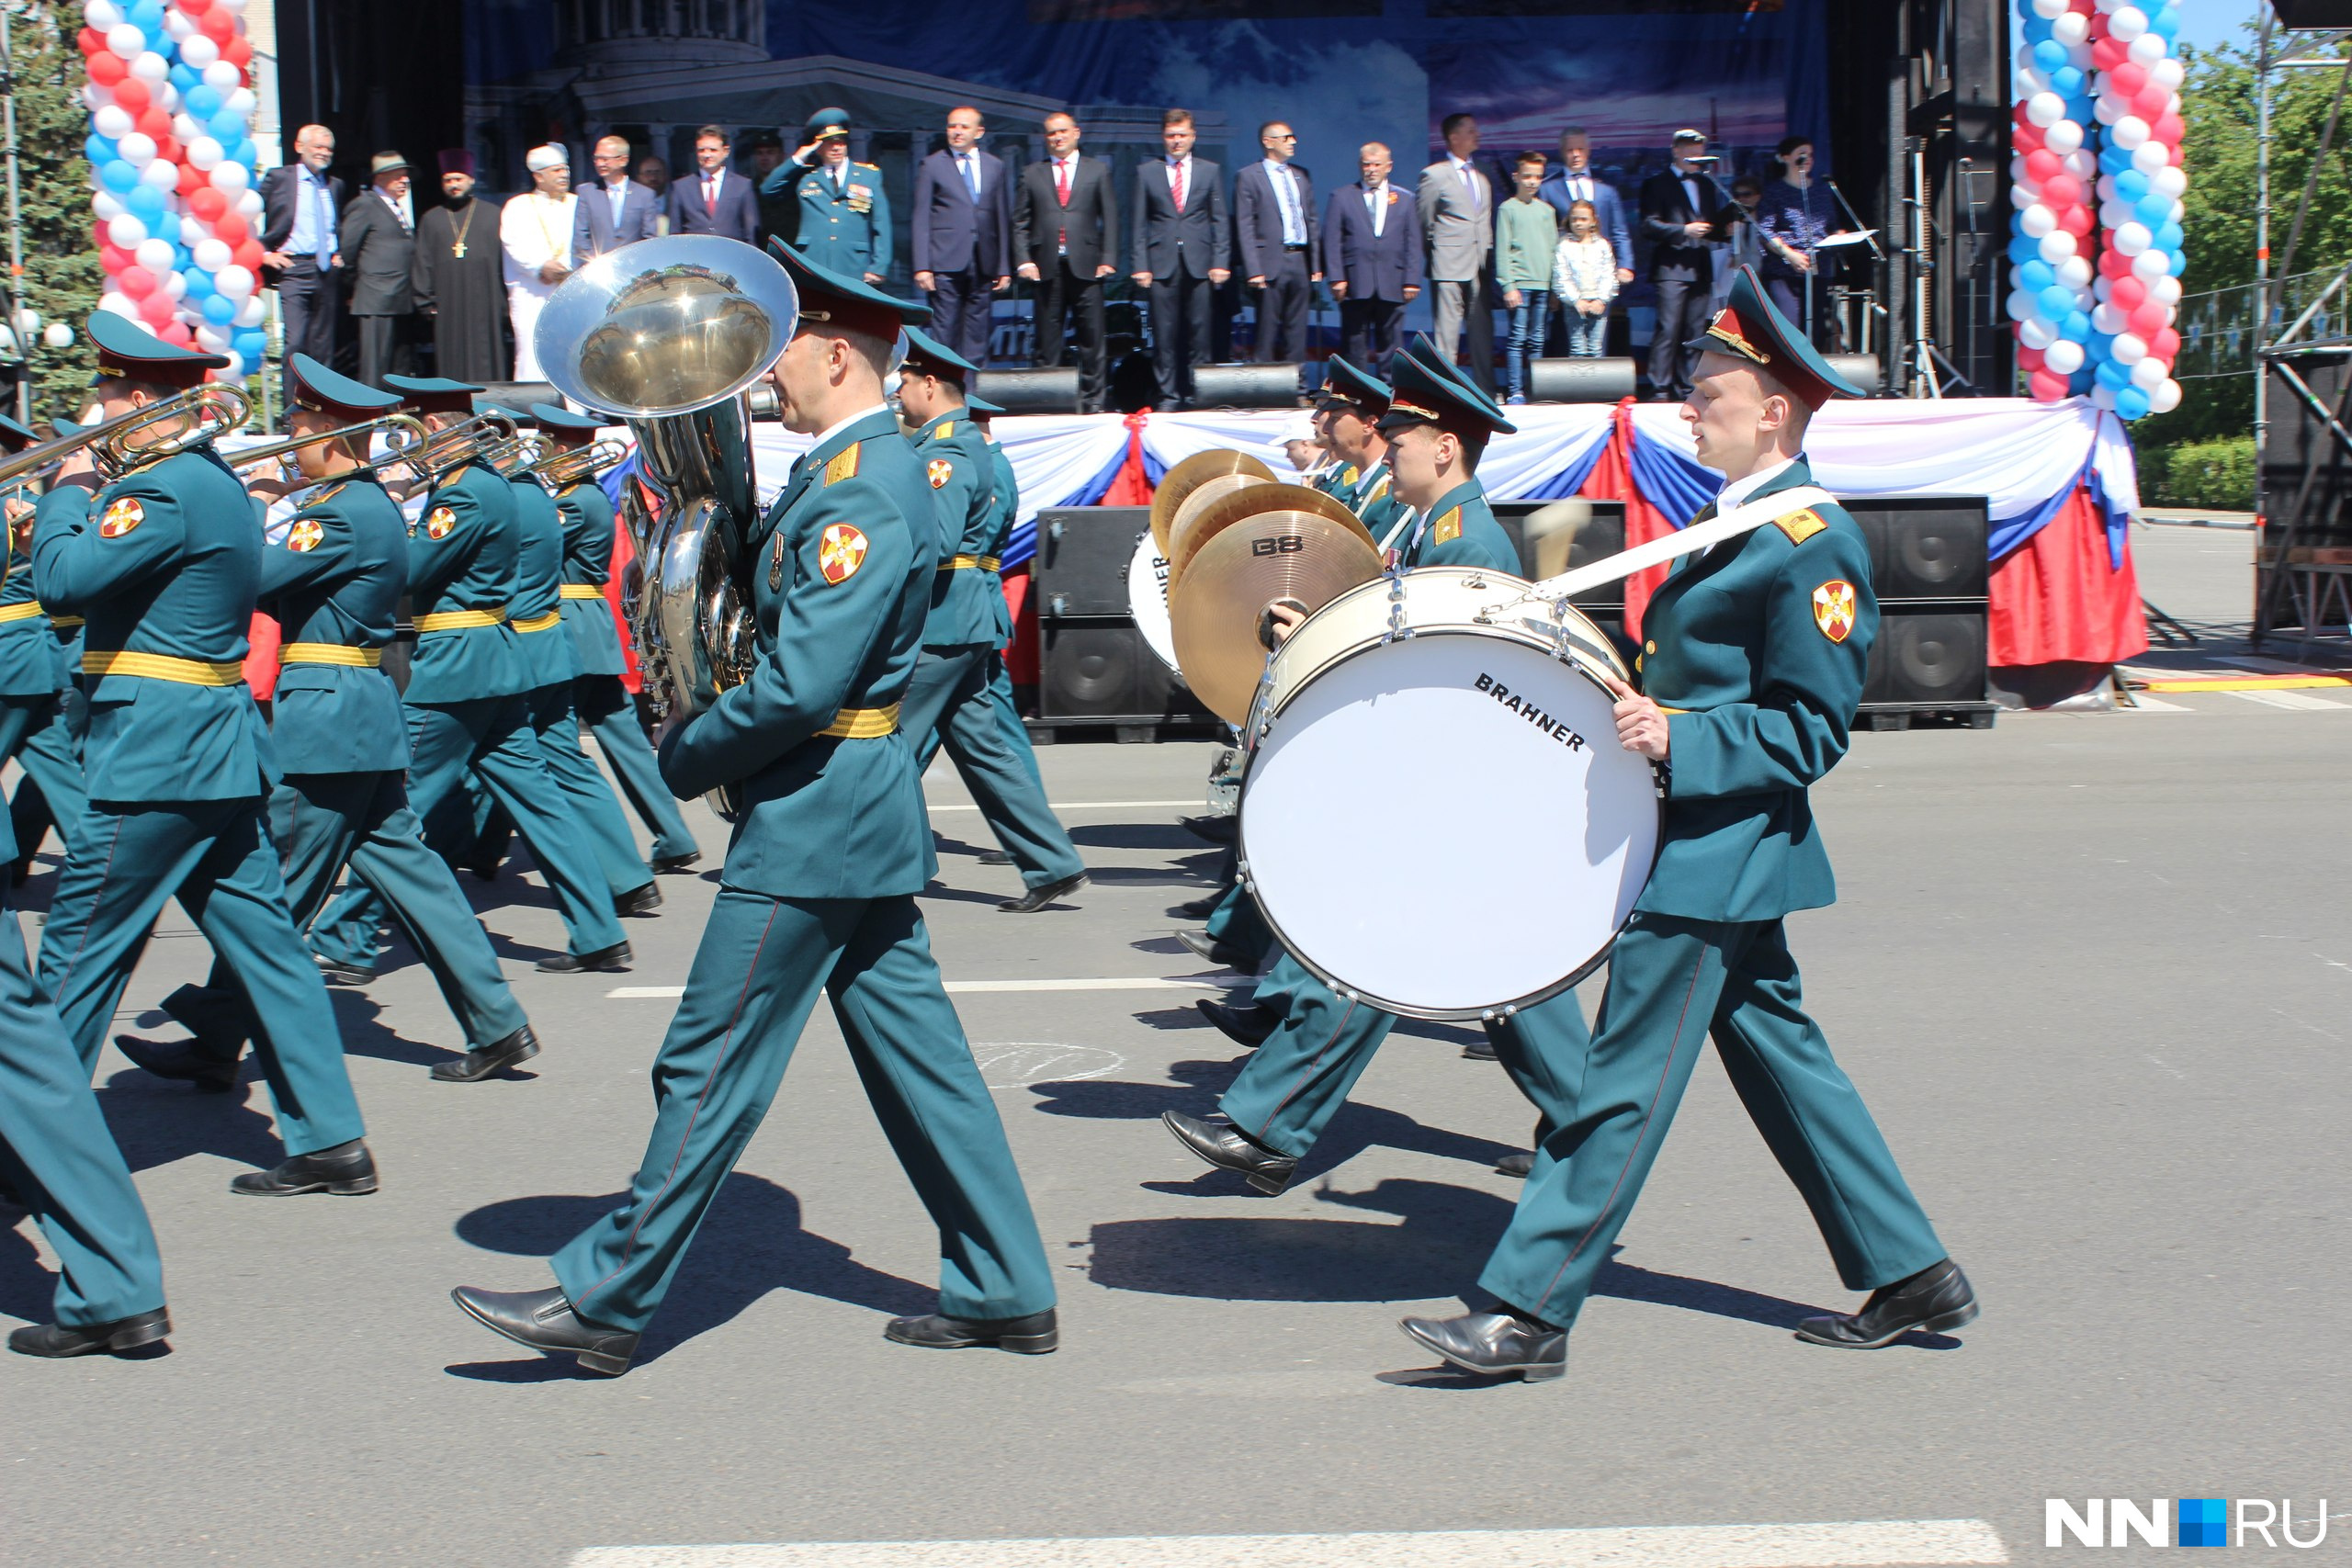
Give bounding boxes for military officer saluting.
[112,355,543,1089]
[452,249,1057,1376]
[764,108,892,284]
[30,314,376,1197]
[893,325,1088,913]
[532,401,700,874]
[1402,269,1977,1382]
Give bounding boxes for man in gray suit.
[338,152,417,386]
[573,134,661,260]
[1418,113,1498,393]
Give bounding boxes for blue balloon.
[124,184,165,220]
[232,329,267,361]
[2038,285,2074,320]
[185,85,222,118]
[168,63,198,92]
[2033,39,2066,72]
[99,159,140,195]
[85,134,119,167]
[2154,221,2185,254]
[209,108,246,142]
[2087,330,2116,358]
[183,268,215,300]
[2018,259,2056,293]
[2096,358,2133,389]
[2022,16,2054,43]
[2061,309,2094,343]
[2100,144,2136,175]
[201,293,237,326]
[172,243,192,271]
[2169,247,2188,276]
[2115,168,2150,202]
[2135,193,2172,227]
[2116,386,2152,419]
[2049,65,2082,97]
[2008,233,2042,266]
[2150,6,2180,40]
[126,0,165,31]
[2064,96,2096,125]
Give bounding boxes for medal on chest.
[769,528,788,592]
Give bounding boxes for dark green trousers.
[35,797,365,1156]
[576,675,697,863]
[900,645,1081,891]
[552,887,1056,1334]
[166,772,527,1057]
[0,690,88,870]
[1202,881,1274,968]
[1478,913,1948,1330]
[0,889,165,1328]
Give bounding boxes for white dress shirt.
[1364,180,1388,238]
[1263,159,1305,244]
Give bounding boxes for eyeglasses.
[1268,133,1297,141]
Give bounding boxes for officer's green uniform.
[309,376,626,971]
[536,402,698,866]
[155,356,529,1066]
[0,423,90,877]
[29,317,365,1159]
[910,412,1036,782]
[1475,279,1948,1332]
[763,109,891,282]
[549,254,1051,1332]
[895,335,1084,896]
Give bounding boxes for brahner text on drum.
[1474,672,1589,751]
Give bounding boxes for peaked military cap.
[530,401,607,443]
[767,238,929,342]
[1316,355,1392,418]
[899,325,978,385]
[1685,264,1867,410]
[287,353,401,422]
[0,412,36,454]
[963,392,1006,418]
[88,311,225,388]
[384,373,486,416]
[1376,334,1518,440]
[805,107,853,143]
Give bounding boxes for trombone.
[223,412,431,483]
[0,383,252,487]
[514,437,628,490]
[415,408,519,477]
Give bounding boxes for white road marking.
[608,976,1229,1000]
[2120,693,2191,712]
[569,1519,2011,1568]
[926,798,1206,812]
[2227,688,2350,710]
[969,1042,1125,1087]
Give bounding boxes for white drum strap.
[1495,484,1838,609]
[1376,507,1417,555]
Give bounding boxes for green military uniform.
[892,331,1084,904]
[134,356,533,1084]
[533,402,699,869]
[763,108,892,282]
[29,315,366,1168]
[1467,274,1951,1343]
[0,419,90,880]
[910,403,1036,782]
[526,254,1051,1345]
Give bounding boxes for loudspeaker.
[1526,358,1638,403]
[1845,495,1989,600]
[1824,354,1881,392]
[1037,622,1214,724]
[1035,506,1148,618]
[973,367,1082,414]
[1190,363,1306,409]
[1865,609,1989,708]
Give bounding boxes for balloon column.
[2007,0,2187,420]
[74,0,266,382]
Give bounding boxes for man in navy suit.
[1539,127,1633,355]
[1130,107,1229,409]
[912,106,1012,367]
[1319,141,1421,382]
[668,124,759,244]
[1233,120,1319,363]
[573,134,661,260]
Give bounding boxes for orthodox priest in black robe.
[412,150,511,382]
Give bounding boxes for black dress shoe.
[976,849,1013,866]
[1160,1110,1297,1195]
[1494,1150,1534,1179]
[1196,997,1277,1048]
[463,848,503,883]
[313,952,375,987]
[8,1306,171,1359]
[1793,1258,1979,1348]
[615,883,663,917]
[884,1307,1058,1354]
[230,1138,378,1197]
[651,849,702,874]
[537,941,633,974]
[450,1285,639,1376]
[1461,1034,1499,1062]
[1175,895,1220,920]
[113,1034,242,1093]
[430,1024,541,1084]
[998,871,1087,913]
[1181,814,1238,846]
[1175,929,1253,971]
[1398,1309,1566,1381]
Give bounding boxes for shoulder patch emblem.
[824,443,862,487]
[1770,507,1827,545]
[927,457,954,490]
[1812,579,1858,643]
[933,421,956,442]
[425,506,457,540]
[97,498,144,538]
[818,524,870,584]
[1432,507,1462,545]
[287,518,325,553]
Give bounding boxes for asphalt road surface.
[4,666,2347,1565]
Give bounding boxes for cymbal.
[1167,481,1374,592]
[1162,472,1271,580]
[1170,511,1384,725]
[1149,449,1274,556]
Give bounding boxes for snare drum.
[1238,567,1661,1020]
[1125,525,1179,671]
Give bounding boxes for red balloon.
[213,211,248,245]
[2092,38,2128,71]
[135,106,171,140]
[2043,174,2083,209]
[2152,327,2181,362]
[101,243,136,273]
[2018,344,2047,373]
[137,290,176,327]
[119,265,157,299]
[87,51,127,85]
[188,186,227,221]
[112,74,150,112]
[2109,274,2147,310]
[2025,149,2062,184]
[158,320,196,348]
[154,135,182,164]
[2014,121,2045,153]
[232,238,263,271]
[2134,85,2173,120]
[2098,247,2134,278]
[2029,368,2070,402]
[2153,111,2185,148]
[2059,206,2094,237]
[2109,62,2149,97]
[91,221,112,253]
[198,7,235,40]
[176,162,206,197]
[2128,300,2168,337]
[222,35,251,66]
[180,0,214,12]
[76,26,103,54]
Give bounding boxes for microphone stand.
[1825,176,1887,373]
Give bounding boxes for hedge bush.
[2142,435,2256,512]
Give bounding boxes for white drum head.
[1241,632,1658,1019]
[1126,526,1178,671]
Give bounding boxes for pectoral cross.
[452,241,466,258]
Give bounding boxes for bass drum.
[1238,568,1660,1020]
[1125,524,1179,671]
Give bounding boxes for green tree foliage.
[8,2,101,422]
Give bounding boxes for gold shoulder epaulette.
[1770,507,1827,545]
[1340,465,1359,487]
[309,482,346,507]
[824,443,862,486]
[856,161,880,172]
[1432,507,1462,544]
[933,420,956,441]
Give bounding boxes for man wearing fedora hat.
[340,152,419,388]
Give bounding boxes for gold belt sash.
[513,611,562,633]
[558,584,606,601]
[0,601,45,624]
[817,703,900,739]
[83,650,245,685]
[978,556,1002,571]
[48,615,84,629]
[939,554,981,570]
[413,605,509,632]
[280,643,383,667]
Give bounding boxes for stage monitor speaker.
[1034,506,1148,618]
[1190,364,1306,409]
[1037,622,1215,725]
[1865,609,1989,709]
[1844,495,1989,600]
[1526,358,1637,403]
[974,367,1082,414]
[1825,354,1881,391]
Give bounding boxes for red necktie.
[1171,160,1185,212]
[704,175,716,214]
[1055,160,1071,208]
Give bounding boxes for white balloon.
[2093,276,2114,304]
[83,85,112,112]
[2045,338,2086,374]
[98,291,139,321]
[225,87,256,118]
[187,137,225,171]
[116,130,156,165]
[163,9,192,39]
[2128,30,2165,62]
[2095,174,2120,204]
[2093,301,2130,335]
[160,270,187,299]
[214,264,255,299]
[42,321,75,350]
[2130,355,2170,389]
[129,49,168,83]
[2047,118,2086,155]
[195,323,230,352]
[2132,247,2173,282]
[232,295,264,327]
[84,0,122,26]
[93,104,133,140]
[2112,220,2153,256]
[234,189,262,219]
[209,161,250,192]
[139,157,177,189]
[2011,182,2040,212]
[2151,165,2188,199]
[2109,4,2147,37]
[2032,0,2066,15]
[172,113,201,144]
[105,213,148,248]
[2052,11,2088,45]
[178,214,209,245]
[2020,202,2057,238]
[2151,275,2182,306]
[2016,66,2052,96]
[2111,115,2151,149]
[2007,289,2042,322]
[133,236,175,271]
[92,190,126,220]
[157,82,179,113]
[204,61,242,91]
[2110,332,2148,365]
[2132,141,2172,175]
[2027,91,2066,128]
[2093,96,2121,127]
[2009,155,2030,186]
[178,33,219,68]
[2153,58,2186,91]
[193,237,232,272]
[105,22,144,57]
[2100,201,2133,230]
[2058,255,2094,288]
[2063,146,2098,178]
[2039,230,2078,263]
[2149,377,2183,413]
[2019,316,2060,350]
[218,350,245,380]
